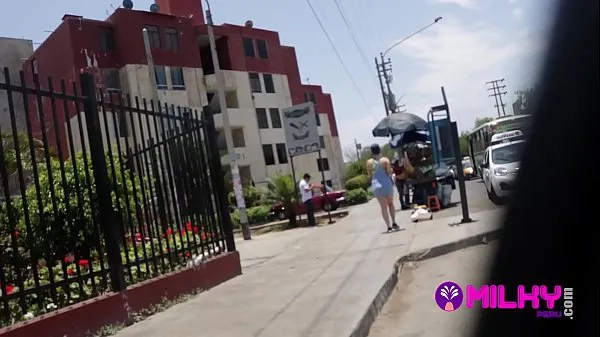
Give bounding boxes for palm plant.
[266,174,298,228]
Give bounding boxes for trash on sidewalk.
[410,206,434,222]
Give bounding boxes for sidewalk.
[112,201,503,337]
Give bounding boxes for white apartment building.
[67,64,344,190]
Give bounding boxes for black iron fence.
[0,68,235,326]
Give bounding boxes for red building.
[23,0,344,186]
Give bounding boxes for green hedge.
[228,186,265,208]
[347,188,368,205]
[230,205,271,227]
[345,174,369,191]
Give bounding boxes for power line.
[333,0,373,75]
[305,0,370,107]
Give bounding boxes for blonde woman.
[367,144,399,232]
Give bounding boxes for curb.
[350,227,503,337]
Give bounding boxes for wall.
[0,37,34,133]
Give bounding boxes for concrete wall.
[0,37,33,132]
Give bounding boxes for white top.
[299,179,313,203]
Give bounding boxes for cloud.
[512,8,524,20]
[433,0,479,9]
[391,16,541,132]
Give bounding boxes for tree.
[474,117,494,129]
[265,175,297,228]
[459,131,470,157]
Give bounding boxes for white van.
[481,130,525,203]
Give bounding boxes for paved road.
[368,242,498,337]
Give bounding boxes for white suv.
[481,135,525,204]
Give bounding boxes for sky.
[0,0,556,158]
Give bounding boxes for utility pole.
[142,28,160,106]
[381,53,396,114]
[205,1,251,240]
[375,57,390,115]
[486,79,508,117]
[354,139,361,160]
[375,17,443,116]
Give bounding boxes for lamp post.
[376,17,443,115]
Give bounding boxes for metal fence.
[0,68,235,326]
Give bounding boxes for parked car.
[268,186,347,221]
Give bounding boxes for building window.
[145,25,160,49]
[232,128,245,147]
[275,143,288,164]
[249,73,261,93]
[256,39,268,59]
[269,108,282,128]
[164,27,179,51]
[100,27,116,52]
[225,91,239,108]
[304,92,316,104]
[217,128,246,149]
[262,144,275,165]
[317,158,330,171]
[154,66,167,89]
[103,69,121,91]
[118,111,129,137]
[315,112,321,126]
[243,37,255,57]
[256,108,269,129]
[325,180,332,187]
[263,74,275,93]
[170,66,185,89]
[319,135,325,149]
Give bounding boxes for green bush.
[345,174,369,191]
[230,205,271,227]
[347,188,368,205]
[228,186,265,207]
[344,160,367,182]
[3,151,143,260]
[246,205,271,224]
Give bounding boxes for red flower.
[185,251,191,257]
[64,254,75,263]
[134,233,143,242]
[67,268,75,276]
[13,231,20,238]
[78,259,89,268]
[193,226,199,234]
[1,284,15,295]
[165,228,173,237]
[186,222,193,232]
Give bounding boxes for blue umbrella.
[372,113,429,137]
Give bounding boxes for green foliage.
[0,151,143,261]
[344,174,369,191]
[265,175,297,227]
[459,131,470,157]
[474,117,495,129]
[229,205,272,227]
[228,186,265,207]
[346,188,368,205]
[344,159,367,182]
[246,205,271,224]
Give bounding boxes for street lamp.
[376,17,443,115]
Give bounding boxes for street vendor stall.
[372,113,452,208]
